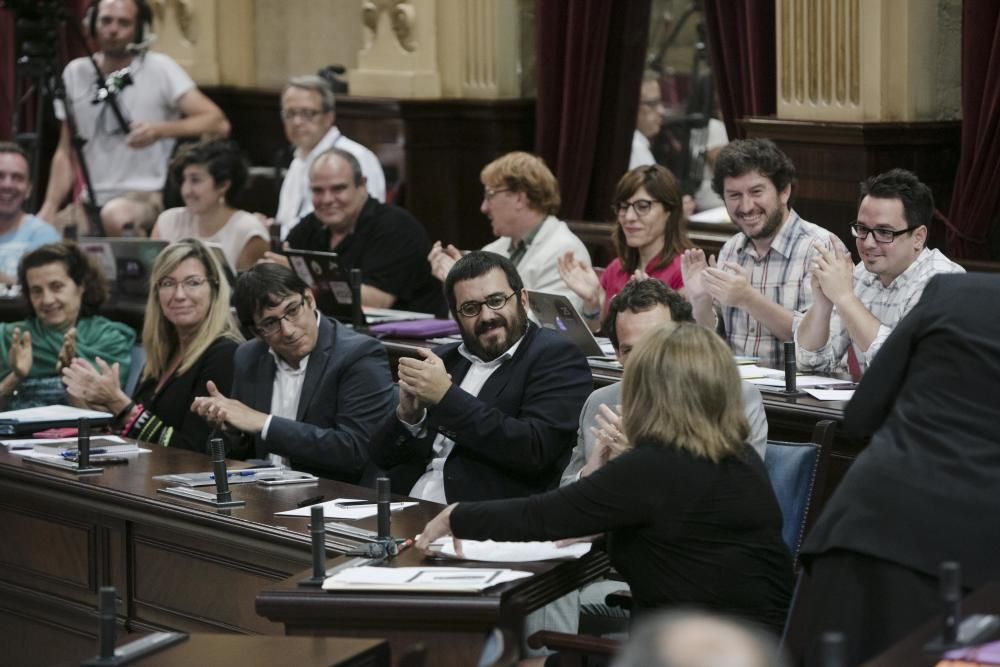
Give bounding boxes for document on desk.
[275,497,418,519]
[322,566,532,593]
[749,375,843,388]
[428,538,592,562]
[0,405,113,422]
[802,388,856,401]
[738,365,786,380]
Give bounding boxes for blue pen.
[63,448,106,458]
[209,470,257,480]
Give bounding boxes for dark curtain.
[0,1,90,142]
[534,0,651,221]
[702,0,776,140]
[946,1,1000,260]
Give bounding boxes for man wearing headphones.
[38,0,230,236]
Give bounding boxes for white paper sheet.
[275,497,418,519]
[322,566,532,592]
[749,375,847,388]
[802,388,855,401]
[739,365,785,380]
[429,538,591,562]
[0,405,113,422]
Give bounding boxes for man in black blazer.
[787,273,1000,665]
[370,250,593,503]
[192,263,394,482]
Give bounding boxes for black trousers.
[785,549,949,666]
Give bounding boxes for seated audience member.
[191,263,394,482]
[265,149,444,316]
[629,71,665,170]
[63,239,240,452]
[370,250,593,502]
[794,169,963,375]
[788,274,1000,665]
[562,279,767,487]
[558,165,693,331]
[681,138,848,367]
[151,140,268,272]
[612,610,789,667]
[274,74,385,238]
[0,242,134,409]
[37,0,229,236]
[0,143,60,283]
[416,322,793,634]
[427,152,590,312]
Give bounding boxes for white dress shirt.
[405,336,525,503]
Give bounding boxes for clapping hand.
[810,234,855,305]
[62,357,128,412]
[556,250,601,306]
[8,327,32,380]
[396,349,451,422]
[428,242,462,282]
[703,261,753,307]
[56,327,76,373]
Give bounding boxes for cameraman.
[38,0,229,236]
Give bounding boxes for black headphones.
[86,0,153,45]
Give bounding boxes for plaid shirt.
[794,247,965,373]
[718,211,846,367]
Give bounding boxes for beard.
[460,300,529,362]
[748,206,785,241]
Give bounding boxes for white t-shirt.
[155,208,268,272]
[56,52,195,205]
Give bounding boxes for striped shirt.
[718,211,846,367]
[794,247,965,374]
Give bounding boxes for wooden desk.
[0,444,440,667]
[862,582,1000,667]
[257,549,611,667]
[60,634,389,667]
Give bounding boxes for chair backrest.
[764,440,819,558]
[124,345,145,396]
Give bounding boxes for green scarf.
[0,316,136,385]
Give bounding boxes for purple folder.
[367,319,460,339]
[943,640,1000,664]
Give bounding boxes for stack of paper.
[275,498,418,520]
[322,566,532,592]
[428,538,591,563]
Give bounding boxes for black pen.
[335,500,375,508]
[296,495,325,508]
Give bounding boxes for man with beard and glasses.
[369,250,593,504]
[680,138,848,367]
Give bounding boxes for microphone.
[784,341,797,393]
[299,505,327,587]
[349,268,364,329]
[209,438,232,504]
[77,417,91,470]
[376,477,391,539]
[818,631,846,667]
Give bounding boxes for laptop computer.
[526,290,608,358]
[284,248,433,325]
[80,238,236,305]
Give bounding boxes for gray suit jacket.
[228,315,394,482]
[560,380,768,486]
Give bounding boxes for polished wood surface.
[60,634,389,667]
[0,443,441,667]
[861,582,1000,667]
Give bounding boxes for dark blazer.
[369,323,593,502]
[228,315,394,483]
[132,336,237,453]
[801,273,1000,586]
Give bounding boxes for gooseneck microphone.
[209,438,232,504]
[784,341,797,393]
[77,417,91,469]
[376,477,391,539]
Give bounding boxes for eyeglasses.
[849,223,918,244]
[456,291,519,318]
[255,297,308,336]
[612,199,659,217]
[280,108,324,121]
[157,276,212,293]
[483,187,511,201]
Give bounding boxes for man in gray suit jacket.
[561,279,768,486]
[192,263,394,482]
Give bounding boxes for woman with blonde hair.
[416,323,792,635]
[63,239,243,452]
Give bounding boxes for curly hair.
[480,152,561,216]
[711,138,796,199]
[18,242,107,319]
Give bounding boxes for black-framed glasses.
[255,297,307,336]
[157,276,213,293]
[456,291,519,318]
[612,199,659,217]
[849,223,918,244]
[280,108,324,121]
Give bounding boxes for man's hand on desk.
[415,503,464,558]
[191,380,268,434]
[396,348,451,422]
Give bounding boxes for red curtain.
[534,0,651,221]
[702,0,776,140]
[946,1,1000,260]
